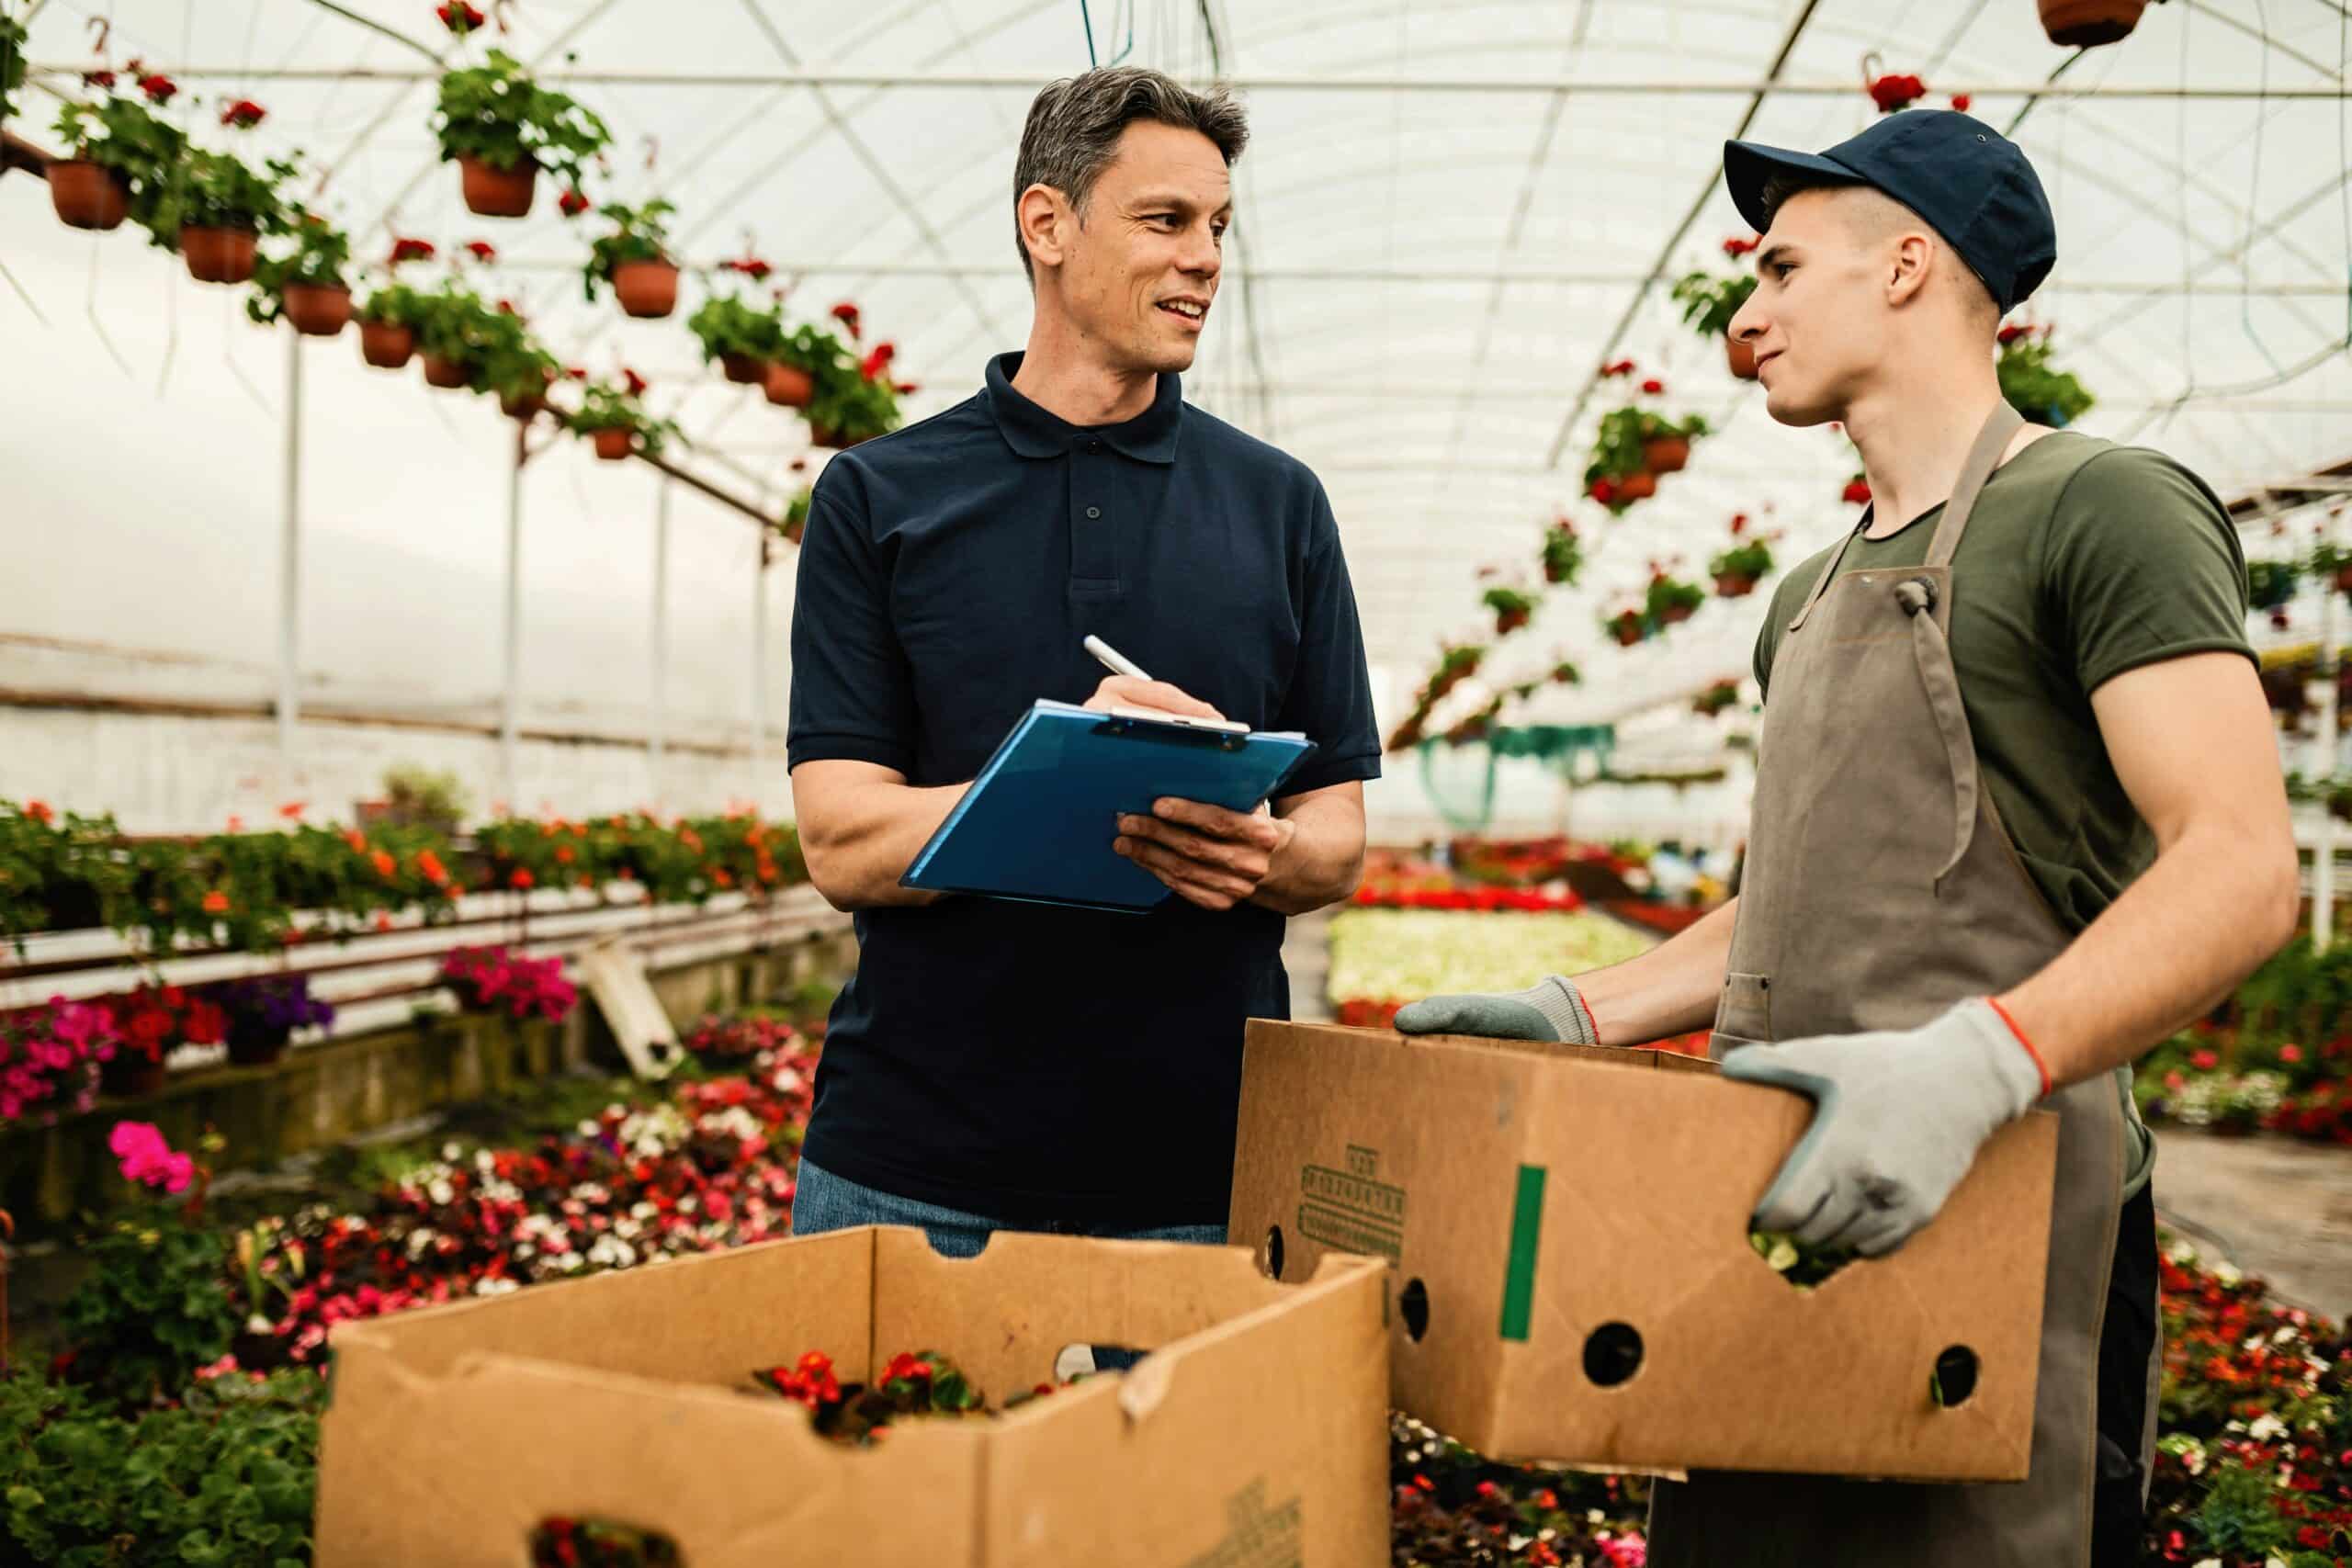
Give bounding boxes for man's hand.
[1720,998,2046,1258]
[1115,796,1297,911]
[1082,675,1226,721]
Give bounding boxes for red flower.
[437,2,487,34]
[1640,378,1665,395]
[1600,358,1636,378]
[622,367,648,396]
[1950,93,1973,111]
[23,800,53,826]
[83,70,118,90]
[859,342,896,380]
[1730,513,1748,535]
[1996,322,2030,345]
[495,298,518,315]
[138,73,178,105]
[2280,1043,2304,1064]
[1842,478,1871,505]
[389,238,436,266]
[894,380,920,395]
[830,302,862,339]
[2190,1047,2220,1071]
[371,849,398,878]
[202,890,231,915]
[220,98,268,129]
[463,240,498,263]
[558,188,590,218]
[185,999,229,1046]
[565,366,587,381]
[721,256,774,281]
[374,913,395,933]
[1722,234,1759,257]
[1589,478,1617,505]
[1868,73,1927,114]
[418,850,450,886]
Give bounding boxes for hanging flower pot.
[1611,613,1646,649]
[502,388,545,422]
[808,424,845,449]
[100,1053,167,1100]
[281,282,354,338]
[1642,436,1690,474]
[2037,0,2146,48]
[1725,334,1758,380]
[611,259,679,320]
[763,362,815,409]
[1615,470,1658,502]
[592,427,635,461]
[458,153,539,218]
[49,160,130,231]
[1658,601,1695,626]
[360,320,416,369]
[422,353,473,389]
[181,225,259,285]
[1714,572,1758,598]
[720,353,769,385]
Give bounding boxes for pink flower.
[1600,1535,1647,1568]
[2190,1048,2220,1071]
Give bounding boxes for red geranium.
[1600,358,1636,378]
[389,237,436,265]
[830,301,862,339]
[1868,73,1927,114]
[859,342,896,381]
[721,257,773,281]
[1640,378,1665,395]
[622,367,648,397]
[437,2,487,34]
[893,381,920,396]
[558,188,590,218]
[83,70,118,90]
[1842,477,1872,505]
[1950,94,1973,112]
[1722,234,1759,257]
[220,98,268,129]
[138,73,177,105]
[463,240,498,263]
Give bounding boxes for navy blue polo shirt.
[786,351,1381,1225]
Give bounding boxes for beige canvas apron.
[1646,404,2144,1566]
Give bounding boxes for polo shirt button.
[1086,506,1102,519]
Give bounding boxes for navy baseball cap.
[1722,110,2056,313]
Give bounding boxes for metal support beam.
[2320,507,2340,951]
[650,478,672,813]
[501,426,526,815]
[750,535,772,807]
[277,332,304,790]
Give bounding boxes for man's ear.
[1885,231,1935,308]
[1017,184,1075,275]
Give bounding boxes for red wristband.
[1984,997,2052,1099]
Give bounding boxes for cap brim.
[1721,140,1862,234]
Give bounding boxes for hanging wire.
[1079,0,1096,66]
[2238,0,2290,378]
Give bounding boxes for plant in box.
[0,797,139,950]
[685,293,786,384]
[245,209,356,336]
[209,973,334,1067]
[582,198,680,318]
[157,146,295,285]
[1483,585,1539,637]
[569,378,677,461]
[49,90,187,233]
[1996,321,2095,427]
[432,48,610,219]
[0,996,119,1126]
[105,984,228,1098]
[440,943,578,1023]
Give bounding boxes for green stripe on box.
[1499,1164,1548,1341]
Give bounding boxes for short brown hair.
[1012,67,1250,281]
[1759,171,1999,326]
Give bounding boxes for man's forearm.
[2000,824,2298,1089]
[1249,795,1364,916]
[799,779,970,911]
[1574,896,1740,1045]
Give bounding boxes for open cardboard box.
[314,1225,1388,1565]
[1227,1020,2061,1483]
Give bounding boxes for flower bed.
[1328,908,1654,1021]
[2136,1023,2352,1148]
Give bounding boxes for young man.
[1398,111,2295,1564]
[786,69,1378,1258]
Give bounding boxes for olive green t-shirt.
[1753,432,2255,1196]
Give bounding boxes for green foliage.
[2245,558,2301,612]
[1669,268,1756,338]
[1585,407,1651,483]
[356,280,428,331]
[582,198,675,302]
[1540,522,1582,586]
[684,294,785,365]
[380,763,468,834]
[1710,539,1776,583]
[808,363,904,446]
[0,1362,322,1566]
[58,1210,240,1410]
[158,147,295,239]
[567,381,680,457]
[51,94,188,235]
[1644,574,1705,624]
[0,15,28,124]
[244,213,355,325]
[432,49,611,185]
[0,802,138,954]
[2188,1460,2296,1559]
[773,321,854,378]
[412,286,535,392]
[1996,332,2096,427]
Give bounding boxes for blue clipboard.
[900,700,1318,912]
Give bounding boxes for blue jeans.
[789,1158,1227,1373]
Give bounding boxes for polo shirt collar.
[982,351,1182,465]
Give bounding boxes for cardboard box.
[1227,1021,2061,1483]
[315,1226,1388,1565]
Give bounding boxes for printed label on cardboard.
[1296,1144,1405,1261]
[1180,1478,1304,1568]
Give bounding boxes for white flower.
[2247,1413,2288,1442]
[442,1142,461,1162]
[426,1179,454,1206]
[245,1313,274,1335]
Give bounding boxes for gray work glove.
[1720,998,2046,1258]
[1392,976,1600,1045]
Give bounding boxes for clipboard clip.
[1096,705,1250,750]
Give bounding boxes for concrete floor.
[1285,905,2352,1320]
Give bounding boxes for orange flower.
[418,850,448,885]
[227,815,244,833]
[578,875,594,889]
[23,800,53,825]
[374,913,395,932]
[202,890,231,914]
[345,829,368,852]
[510,868,536,890]
[555,845,575,864]
[711,866,733,888]
[371,849,397,877]
[278,801,306,819]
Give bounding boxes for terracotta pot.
[1612,619,1645,649]
[360,320,416,369]
[227,1034,288,1068]
[1724,333,1758,380]
[763,362,815,409]
[1615,470,1657,502]
[501,389,545,422]
[611,260,679,319]
[1714,572,1758,599]
[422,353,472,389]
[719,353,769,385]
[1496,608,1530,636]
[592,427,636,461]
[282,282,354,338]
[1658,602,1695,626]
[181,225,259,285]
[101,1053,167,1100]
[458,153,538,219]
[1642,436,1690,474]
[49,159,130,231]
[2037,0,2145,47]
[2334,563,2352,596]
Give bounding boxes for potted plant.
[766,323,849,410]
[1710,538,1776,598]
[105,984,228,1100]
[1692,680,1740,718]
[778,488,813,545]
[2311,540,2352,598]
[1541,519,1582,585]
[432,49,610,219]
[1670,243,1761,379]
[807,356,904,447]
[0,13,26,127]
[2245,559,2301,613]
[209,973,334,1067]
[1482,586,1539,637]
[1584,408,1652,513]
[1645,573,1705,628]
[583,199,680,318]
[484,335,561,421]
[1603,607,1648,648]
[246,211,356,336]
[2038,0,2147,48]
[49,91,187,232]
[568,379,677,460]
[413,287,490,388]
[686,294,786,384]
[1996,323,2095,427]
[1424,642,1487,703]
[1637,411,1710,474]
[1551,660,1581,686]
[357,282,425,368]
[163,147,293,285]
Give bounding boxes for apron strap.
[1786,524,1862,634]
[1924,402,2027,580]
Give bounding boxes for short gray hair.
[1012,67,1250,281]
